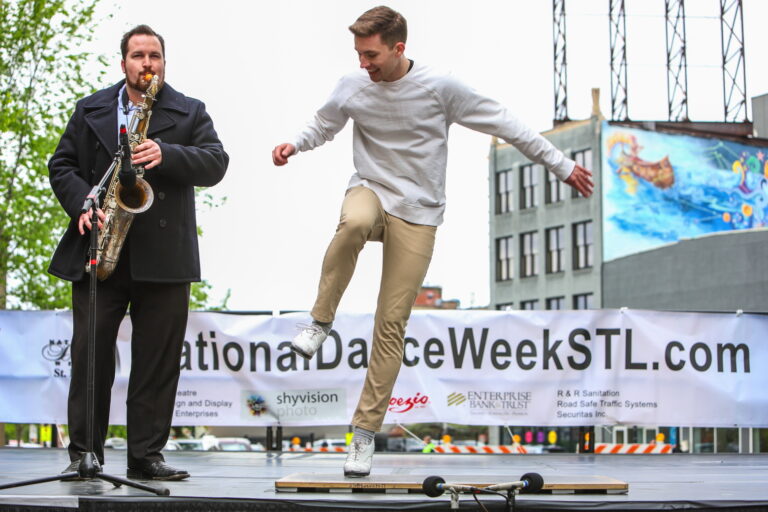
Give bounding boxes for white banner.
[1,309,766,427]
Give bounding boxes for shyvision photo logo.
[241,388,346,421]
[245,394,268,416]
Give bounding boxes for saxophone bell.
[115,177,154,214]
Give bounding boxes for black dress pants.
[67,255,190,467]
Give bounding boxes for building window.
[496,236,514,281]
[546,167,566,204]
[571,149,592,198]
[496,303,515,311]
[520,164,540,209]
[546,296,565,310]
[520,231,539,277]
[520,299,539,310]
[496,169,514,214]
[572,221,593,269]
[545,226,565,273]
[573,293,594,310]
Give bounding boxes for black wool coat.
[48,81,229,283]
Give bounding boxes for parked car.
[522,444,565,454]
[451,439,478,447]
[164,440,182,451]
[173,435,252,451]
[386,437,424,452]
[104,437,127,450]
[312,438,348,449]
[5,440,43,448]
[174,439,205,451]
[216,437,252,451]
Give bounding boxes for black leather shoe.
[61,456,102,481]
[127,461,189,481]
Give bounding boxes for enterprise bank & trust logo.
[447,391,532,411]
[447,392,467,406]
[388,392,429,413]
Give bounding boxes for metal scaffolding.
[552,0,569,122]
[609,0,629,121]
[665,0,689,122]
[720,0,748,122]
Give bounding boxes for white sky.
[83,0,768,312]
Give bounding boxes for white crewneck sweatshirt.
[294,61,575,226]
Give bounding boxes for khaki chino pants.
[311,186,436,431]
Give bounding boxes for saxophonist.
[48,25,228,481]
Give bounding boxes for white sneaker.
[343,439,374,477]
[291,323,328,360]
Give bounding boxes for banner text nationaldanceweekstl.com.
[1,309,764,428]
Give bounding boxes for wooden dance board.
[275,473,628,494]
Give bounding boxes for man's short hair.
[120,24,165,60]
[348,6,407,48]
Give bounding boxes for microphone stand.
[449,486,516,512]
[0,146,168,497]
[423,472,544,512]
[507,487,516,512]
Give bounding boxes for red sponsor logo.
[388,392,429,413]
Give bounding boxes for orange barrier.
[291,443,672,454]
[433,444,528,454]
[289,446,347,453]
[594,443,673,454]
[289,444,530,454]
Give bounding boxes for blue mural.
[602,122,768,261]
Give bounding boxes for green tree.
[0,0,106,310]
[0,1,225,311]
[190,279,231,311]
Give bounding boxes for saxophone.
[90,74,158,280]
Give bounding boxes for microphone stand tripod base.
[0,452,169,496]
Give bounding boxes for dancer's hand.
[272,143,296,166]
[565,164,594,198]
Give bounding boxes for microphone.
[80,186,101,213]
[484,472,544,493]
[422,476,479,497]
[422,472,544,498]
[118,124,136,188]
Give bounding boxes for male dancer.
[272,6,593,477]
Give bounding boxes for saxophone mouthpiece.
[144,73,154,82]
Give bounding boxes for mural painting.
[601,122,768,261]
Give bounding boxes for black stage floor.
[1,448,767,511]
